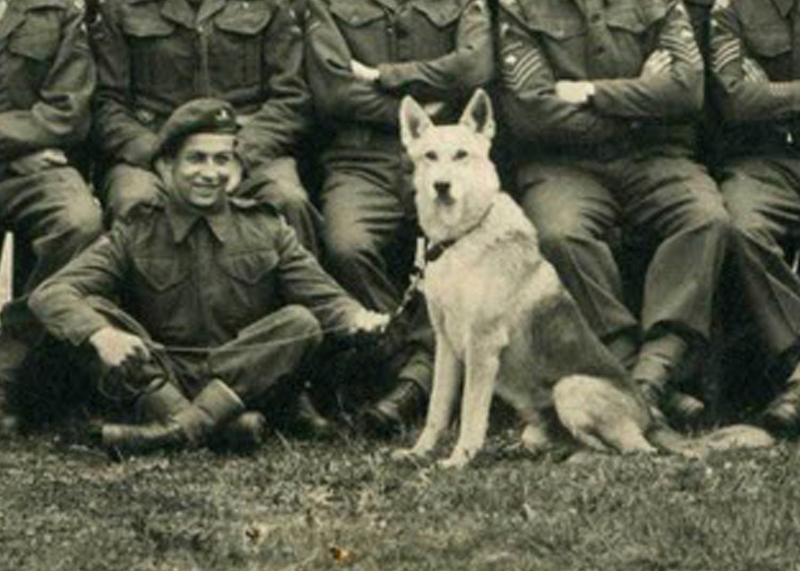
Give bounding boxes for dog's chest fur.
[424,194,560,352]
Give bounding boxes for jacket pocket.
[329,0,386,60]
[214,0,275,34]
[133,257,189,292]
[8,20,60,61]
[218,249,279,285]
[121,9,175,37]
[329,1,385,27]
[212,1,275,88]
[525,13,585,41]
[746,26,791,58]
[606,1,666,34]
[413,0,464,28]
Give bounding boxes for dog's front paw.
[438,449,474,469]
[521,423,553,455]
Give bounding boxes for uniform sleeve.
[273,219,365,334]
[90,0,159,167]
[710,2,800,122]
[304,0,401,126]
[376,0,494,98]
[236,4,312,172]
[590,0,704,118]
[497,5,629,146]
[0,4,96,157]
[29,227,131,347]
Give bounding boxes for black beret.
[152,98,239,162]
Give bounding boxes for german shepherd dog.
[393,90,773,468]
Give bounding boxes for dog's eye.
[453,149,468,161]
[424,150,438,161]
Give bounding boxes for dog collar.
[424,203,495,263]
[425,239,457,263]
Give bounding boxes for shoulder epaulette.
[118,201,165,226]
[229,196,281,217]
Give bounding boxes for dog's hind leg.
[393,334,462,462]
[554,375,656,454]
[440,332,505,469]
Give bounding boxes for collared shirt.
[0,0,95,162]
[305,0,493,141]
[90,0,310,170]
[497,0,703,155]
[710,0,800,153]
[30,197,363,348]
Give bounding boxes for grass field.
[2,425,799,571]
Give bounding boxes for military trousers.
[0,166,102,340]
[517,151,730,347]
[720,156,800,360]
[320,165,433,391]
[85,297,323,405]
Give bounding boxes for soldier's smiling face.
[166,133,241,209]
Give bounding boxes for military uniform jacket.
[0,0,95,164]
[710,0,800,156]
[30,198,363,348]
[90,0,310,171]
[305,0,493,157]
[497,0,704,157]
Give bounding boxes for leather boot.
[136,379,265,448]
[214,411,267,450]
[0,333,29,437]
[762,379,800,432]
[359,379,427,438]
[291,390,335,439]
[102,379,245,454]
[135,379,191,423]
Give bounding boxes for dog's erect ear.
[459,89,495,140]
[400,95,433,148]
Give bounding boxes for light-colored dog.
[393,89,774,468]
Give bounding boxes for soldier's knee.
[54,174,103,244]
[324,226,374,271]
[675,185,731,238]
[535,216,594,260]
[104,165,162,220]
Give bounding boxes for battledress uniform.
[497,0,730,410]
[89,0,321,254]
[0,0,102,426]
[29,193,366,437]
[711,0,800,425]
[303,0,493,419]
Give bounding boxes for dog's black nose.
[434,181,451,197]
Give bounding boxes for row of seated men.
[1,0,800,453]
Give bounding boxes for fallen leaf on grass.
[330,546,356,565]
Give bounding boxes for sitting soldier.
[0,0,103,434]
[29,99,387,455]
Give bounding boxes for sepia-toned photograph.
[1,0,799,569]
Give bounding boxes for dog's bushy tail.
[649,423,775,458]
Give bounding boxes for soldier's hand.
[348,308,390,337]
[555,81,596,105]
[352,59,380,82]
[89,327,151,372]
[742,57,769,83]
[8,149,68,175]
[640,49,672,79]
